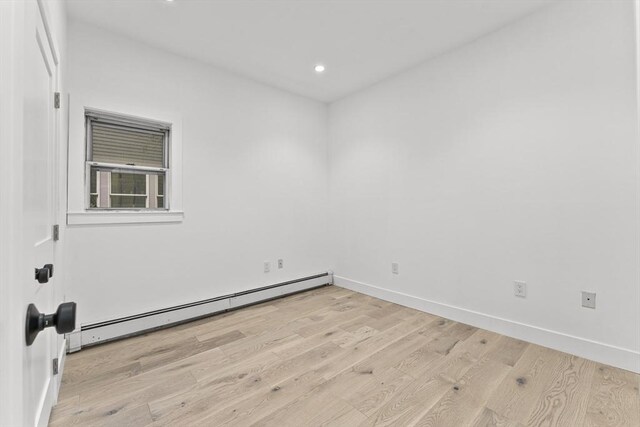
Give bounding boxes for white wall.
[329,0,640,372]
[66,1,639,372]
[65,22,331,326]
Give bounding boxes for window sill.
[67,210,184,225]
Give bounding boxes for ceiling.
[66,0,553,103]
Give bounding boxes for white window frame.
[85,109,169,210]
[67,105,183,225]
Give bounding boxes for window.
[85,110,170,210]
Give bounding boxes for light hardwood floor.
[50,286,639,426]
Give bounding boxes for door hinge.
[53,224,60,241]
[54,92,60,109]
[52,358,59,375]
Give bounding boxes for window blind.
[91,122,165,168]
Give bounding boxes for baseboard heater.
[67,272,332,352]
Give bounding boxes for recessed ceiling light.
[314,64,325,73]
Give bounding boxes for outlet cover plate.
[278,259,283,269]
[582,291,596,309]
[264,262,271,273]
[514,281,526,298]
[391,262,399,275]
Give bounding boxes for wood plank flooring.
[50,286,639,426]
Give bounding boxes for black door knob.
[34,264,53,284]
[25,302,77,346]
[34,267,49,284]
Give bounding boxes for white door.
[0,1,63,424]
[22,1,59,426]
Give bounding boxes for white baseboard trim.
[334,275,640,373]
[72,272,332,350]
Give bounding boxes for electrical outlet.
[278,259,283,269]
[582,291,596,309]
[514,281,526,298]
[391,262,399,275]
[264,262,271,273]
